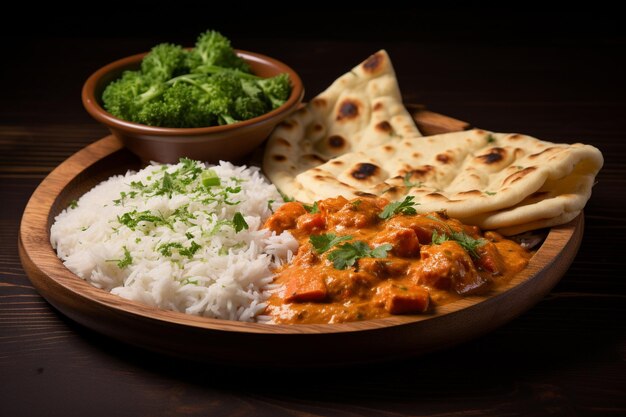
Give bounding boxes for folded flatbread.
[291,129,603,235]
[263,50,421,202]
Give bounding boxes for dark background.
[2,5,625,417]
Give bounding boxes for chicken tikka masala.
[264,196,531,324]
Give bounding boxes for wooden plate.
[18,108,583,367]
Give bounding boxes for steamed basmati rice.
[50,159,297,322]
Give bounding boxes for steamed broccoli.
[186,30,250,73]
[141,43,188,82]
[101,30,291,128]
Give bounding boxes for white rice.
[50,159,297,322]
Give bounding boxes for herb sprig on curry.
[263,196,531,324]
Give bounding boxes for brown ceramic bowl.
[82,50,304,163]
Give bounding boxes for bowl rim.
[81,49,304,135]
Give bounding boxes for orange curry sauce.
[263,196,531,324]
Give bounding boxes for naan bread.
[263,50,421,202]
[293,129,603,235]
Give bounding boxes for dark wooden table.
[2,25,625,416]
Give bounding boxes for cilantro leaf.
[327,241,391,270]
[379,196,419,219]
[179,241,201,258]
[309,233,353,254]
[431,229,487,259]
[279,190,295,202]
[117,246,133,269]
[303,201,319,214]
[233,212,248,233]
[403,173,423,190]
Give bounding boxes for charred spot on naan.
[376,121,393,133]
[455,190,483,198]
[328,135,346,148]
[502,167,537,185]
[354,191,378,198]
[279,120,296,130]
[425,192,449,201]
[528,147,562,159]
[373,102,384,111]
[350,162,381,180]
[402,165,436,181]
[305,122,325,140]
[362,51,385,74]
[336,99,360,121]
[311,98,327,108]
[272,154,287,162]
[274,138,291,148]
[301,154,327,165]
[436,153,453,164]
[475,147,507,164]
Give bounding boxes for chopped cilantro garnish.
[201,169,221,188]
[485,191,497,196]
[327,241,392,270]
[233,212,248,233]
[403,173,423,190]
[116,246,133,268]
[158,241,201,258]
[69,200,78,209]
[118,210,169,230]
[486,134,497,144]
[431,229,487,259]
[303,201,319,214]
[379,196,419,219]
[279,191,295,202]
[310,233,353,254]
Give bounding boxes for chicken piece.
[263,202,307,233]
[372,226,420,258]
[414,240,489,295]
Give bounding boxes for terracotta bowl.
[82,50,304,164]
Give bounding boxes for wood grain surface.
[2,19,625,417]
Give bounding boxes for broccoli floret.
[141,43,188,82]
[187,30,249,73]
[101,70,150,121]
[256,73,291,109]
[135,83,200,127]
[234,96,268,121]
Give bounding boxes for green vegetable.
[201,169,221,187]
[403,173,423,190]
[303,201,319,214]
[379,196,419,219]
[279,191,295,202]
[69,200,78,209]
[118,210,170,230]
[486,134,497,144]
[158,241,201,258]
[327,241,392,270]
[431,229,487,259]
[116,246,133,269]
[310,233,353,254]
[101,30,291,128]
[233,212,248,233]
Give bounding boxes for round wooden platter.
[18,118,583,368]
